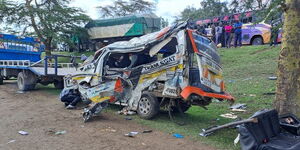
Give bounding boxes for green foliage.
[98,0,156,18]
[0,0,91,52]
[161,17,169,28]
[179,0,284,24]
[179,0,229,21]
[229,0,285,23]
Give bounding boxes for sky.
[70,0,204,23]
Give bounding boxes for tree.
[229,0,270,13]
[274,0,300,116]
[98,0,156,18]
[179,0,229,21]
[0,0,90,55]
[161,17,169,28]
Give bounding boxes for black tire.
[17,72,36,91]
[137,92,160,120]
[251,36,263,45]
[0,76,3,85]
[54,80,64,89]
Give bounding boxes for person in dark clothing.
[197,25,207,35]
[221,25,226,47]
[270,20,281,47]
[215,23,223,45]
[60,89,82,109]
[211,24,216,43]
[107,54,131,68]
[233,20,243,47]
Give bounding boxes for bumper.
[180,86,235,101]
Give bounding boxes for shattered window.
[106,53,131,68]
[190,53,199,69]
[129,52,157,68]
[192,32,220,64]
[158,37,178,58]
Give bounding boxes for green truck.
[85,14,161,46]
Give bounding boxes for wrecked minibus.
[63,21,234,122]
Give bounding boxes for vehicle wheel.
[137,92,159,120]
[0,76,3,85]
[83,108,92,123]
[17,72,36,91]
[251,37,263,45]
[54,80,64,89]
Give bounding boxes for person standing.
[215,23,223,45]
[197,25,206,35]
[224,23,233,48]
[211,24,216,43]
[234,20,243,47]
[270,20,281,47]
[229,22,235,48]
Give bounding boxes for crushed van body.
[63,21,234,121]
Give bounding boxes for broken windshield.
[192,32,220,64]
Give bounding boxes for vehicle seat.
[239,109,300,150]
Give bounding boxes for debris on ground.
[249,94,256,97]
[238,109,300,150]
[7,140,16,144]
[234,134,240,146]
[173,133,184,138]
[263,92,276,95]
[124,117,132,120]
[268,76,277,80]
[117,108,136,116]
[16,91,25,94]
[200,118,258,137]
[242,77,253,81]
[101,127,117,133]
[230,103,247,110]
[142,130,152,133]
[220,113,238,119]
[18,130,28,135]
[228,80,236,83]
[231,108,246,112]
[55,130,67,135]
[124,131,139,137]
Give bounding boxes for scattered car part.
[200,117,258,137]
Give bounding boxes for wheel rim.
[138,97,151,115]
[253,38,262,45]
[18,76,23,89]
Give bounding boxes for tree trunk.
[44,38,52,56]
[275,0,300,116]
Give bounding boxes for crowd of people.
[195,19,282,48]
[196,20,243,48]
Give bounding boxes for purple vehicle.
[196,11,282,45]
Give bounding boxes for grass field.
[39,45,281,150]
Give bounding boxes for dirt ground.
[0,81,215,150]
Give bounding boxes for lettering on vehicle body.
[141,55,177,74]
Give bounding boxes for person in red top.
[224,22,233,48]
